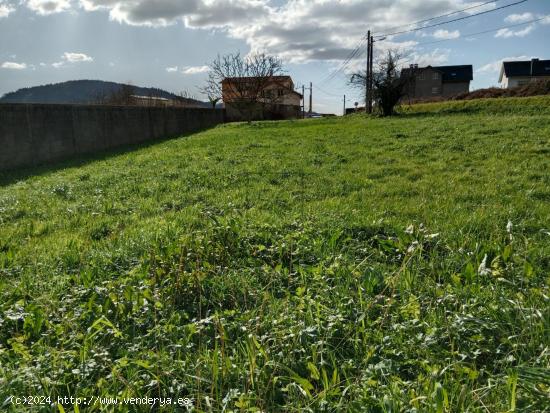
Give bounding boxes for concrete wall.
[0,104,224,171]
[442,81,470,97]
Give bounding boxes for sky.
[1,0,549,114]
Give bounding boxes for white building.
[499,59,550,89]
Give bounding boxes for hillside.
[0,79,210,107]
[1,96,549,411]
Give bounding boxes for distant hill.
[0,80,210,107]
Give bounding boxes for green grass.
[403,95,550,116]
[1,96,549,412]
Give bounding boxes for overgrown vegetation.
[407,79,550,105]
[1,96,549,412]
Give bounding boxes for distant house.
[499,58,550,88]
[129,95,204,108]
[222,76,303,121]
[401,64,473,100]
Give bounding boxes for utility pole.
[366,30,370,114]
[368,33,374,114]
[302,85,305,118]
[343,94,346,116]
[309,82,313,114]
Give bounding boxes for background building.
[222,76,302,121]
[499,59,550,89]
[401,65,473,100]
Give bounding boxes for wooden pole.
[309,82,313,114]
[368,34,374,114]
[366,30,370,113]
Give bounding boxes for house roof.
[401,65,473,82]
[222,76,292,83]
[499,59,550,82]
[130,95,170,101]
[222,75,302,98]
[433,65,473,82]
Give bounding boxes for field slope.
[1,96,549,412]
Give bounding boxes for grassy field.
[1,96,549,412]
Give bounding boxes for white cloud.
[463,1,496,14]
[26,0,71,15]
[52,52,94,68]
[407,48,451,67]
[181,65,209,75]
[477,55,529,73]
[0,2,14,18]
[1,61,28,70]
[504,12,533,23]
[68,0,486,64]
[64,52,93,63]
[432,29,460,40]
[495,25,534,38]
[79,0,270,28]
[166,65,210,75]
[17,0,540,66]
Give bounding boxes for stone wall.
[0,104,224,171]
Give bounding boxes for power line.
[314,84,344,98]
[322,0,530,84]
[398,15,545,68]
[396,16,546,68]
[413,16,545,48]
[374,0,529,39]
[377,0,504,35]
[323,36,369,82]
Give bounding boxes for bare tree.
[199,82,221,109]
[373,51,412,116]
[174,90,201,108]
[202,52,285,121]
[349,51,414,117]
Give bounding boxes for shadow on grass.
[0,127,213,187]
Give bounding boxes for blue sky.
[1,0,549,114]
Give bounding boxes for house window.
[277,89,285,97]
[433,72,439,80]
[432,87,439,94]
[417,72,425,80]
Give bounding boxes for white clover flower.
[407,241,419,253]
[506,221,513,233]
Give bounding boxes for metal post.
[302,85,305,118]
[343,94,346,116]
[309,82,313,114]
